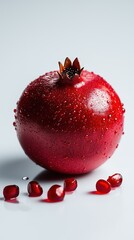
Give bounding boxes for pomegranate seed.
[96,179,111,194]
[27,181,43,197]
[64,178,77,191]
[3,185,19,200]
[107,173,123,187]
[47,184,65,202]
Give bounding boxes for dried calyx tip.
[58,57,83,80]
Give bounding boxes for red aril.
[47,184,65,202]
[27,181,43,197]
[3,185,19,200]
[107,173,123,187]
[64,178,77,191]
[96,179,111,194]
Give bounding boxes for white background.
[0,0,133,239]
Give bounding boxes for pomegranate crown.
[58,57,83,81]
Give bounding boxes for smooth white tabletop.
[0,0,133,239]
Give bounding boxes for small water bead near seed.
[22,176,29,181]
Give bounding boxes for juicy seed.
[96,179,111,194]
[64,178,77,191]
[107,173,123,187]
[47,185,65,202]
[3,185,19,200]
[27,181,43,197]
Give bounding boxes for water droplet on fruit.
[102,118,106,122]
[108,114,112,119]
[122,108,125,113]
[82,126,86,130]
[13,122,16,127]
[116,144,119,148]
[85,134,89,140]
[22,176,29,181]
[114,130,118,135]
[114,117,117,121]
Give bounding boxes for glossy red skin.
[15,70,124,174]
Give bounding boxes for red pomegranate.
[14,57,124,174]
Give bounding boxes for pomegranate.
[14,58,124,174]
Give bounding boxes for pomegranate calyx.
[58,57,83,84]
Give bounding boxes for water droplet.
[22,176,29,181]
[116,144,119,148]
[13,122,16,127]
[102,118,106,122]
[85,134,89,140]
[108,114,112,119]
[122,108,125,113]
[114,117,118,121]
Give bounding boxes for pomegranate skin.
[15,68,124,174]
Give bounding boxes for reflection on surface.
[88,88,111,114]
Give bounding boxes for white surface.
[0,0,133,239]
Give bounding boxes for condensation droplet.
[82,115,85,119]
[114,117,118,121]
[122,108,125,113]
[108,114,112,119]
[102,118,106,122]
[13,122,16,127]
[22,176,29,181]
